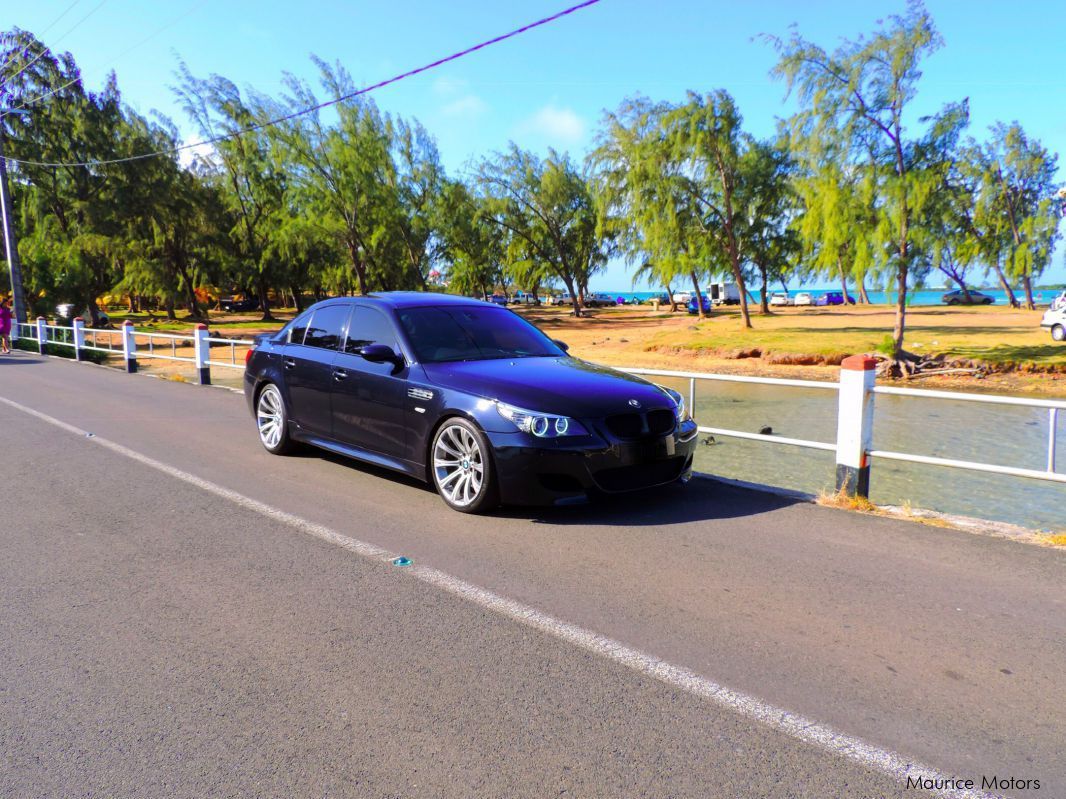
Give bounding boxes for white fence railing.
[621,360,1065,495]
[14,321,1063,497]
[17,317,255,385]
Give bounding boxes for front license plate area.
[633,437,674,461]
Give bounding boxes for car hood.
[421,356,675,418]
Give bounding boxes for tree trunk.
[291,285,304,313]
[177,263,203,321]
[564,276,582,318]
[759,264,770,315]
[665,283,678,313]
[127,294,137,313]
[346,242,368,295]
[891,263,908,357]
[689,271,705,320]
[257,276,274,322]
[728,255,752,329]
[1021,272,1035,310]
[991,261,1019,308]
[164,295,177,321]
[858,273,871,305]
[840,269,849,303]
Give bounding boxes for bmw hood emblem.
[628,399,641,408]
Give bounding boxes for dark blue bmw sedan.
[244,293,698,513]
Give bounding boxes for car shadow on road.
[501,479,803,527]
[301,444,801,527]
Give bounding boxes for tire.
[255,383,295,455]
[1052,325,1066,342]
[947,298,959,306]
[430,418,498,513]
[983,298,992,305]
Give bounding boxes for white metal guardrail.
[16,317,254,385]
[14,321,1063,495]
[622,357,1065,495]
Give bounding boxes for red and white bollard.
[835,355,877,498]
[194,323,211,386]
[121,320,137,373]
[72,317,86,361]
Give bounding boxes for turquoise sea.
[603,288,1063,306]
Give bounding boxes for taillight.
[245,347,255,365]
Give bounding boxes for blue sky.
[10,0,1066,290]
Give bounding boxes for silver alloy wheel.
[257,385,284,450]
[433,423,485,508]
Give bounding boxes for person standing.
[0,297,12,354]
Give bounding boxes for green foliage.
[1,4,1060,354]
[13,337,109,363]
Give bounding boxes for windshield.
[398,305,564,363]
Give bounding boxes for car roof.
[308,292,490,312]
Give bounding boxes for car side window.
[344,307,398,355]
[288,311,312,345]
[302,305,349,351]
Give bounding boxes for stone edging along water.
[694,472,1065,549]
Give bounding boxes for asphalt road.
[2,352,1064,798]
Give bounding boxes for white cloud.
[432,75,469,97]
[441,94,488,118]
[518,104,586,146]
[431,75,487,119]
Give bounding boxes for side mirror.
[358,343,403,370]
[553,339,570,352]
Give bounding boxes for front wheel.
[256,383,295,455]
[1052,325,1066,342]
[431,418,498,513]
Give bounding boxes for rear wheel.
[431,418,498,513]
[1052,325,1066,342]
[256,383,295,455]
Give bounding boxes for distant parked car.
[687,295,712,315]
[219,296,260,312]
[584,293,615,308]
[482,293,509,306]
[793,292,813,306]
[769,291,793,307]
[56,304,110,327]
[942,289,994,305]
[815,291,855,306]
[1041,307,1066,342]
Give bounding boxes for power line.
[0,0,107,88]
[3,0,601,170]
[1,0,210,119]
[0,0,81,75]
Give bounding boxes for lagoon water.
[610,288,1060,306]
[651,376,1065,532]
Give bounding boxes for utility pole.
[0,119,27,324]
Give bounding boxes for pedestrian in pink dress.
[0,297,12,354]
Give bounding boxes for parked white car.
[1041,307,1066,342]
[769,291,793,307]
[793,292,813,306]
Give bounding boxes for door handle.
[283,358,296,369]
[332,369,349,381]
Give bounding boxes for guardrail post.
[72,317,85,361]
[835,355,877,498]
[121,320,137,373]
[194,324,211,385]
[36,316,46,354]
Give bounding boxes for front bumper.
[488,419,699,506]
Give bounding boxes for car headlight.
[661,387,692,423]
[496,402,588,438]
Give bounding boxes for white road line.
[0,393,1003,799]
